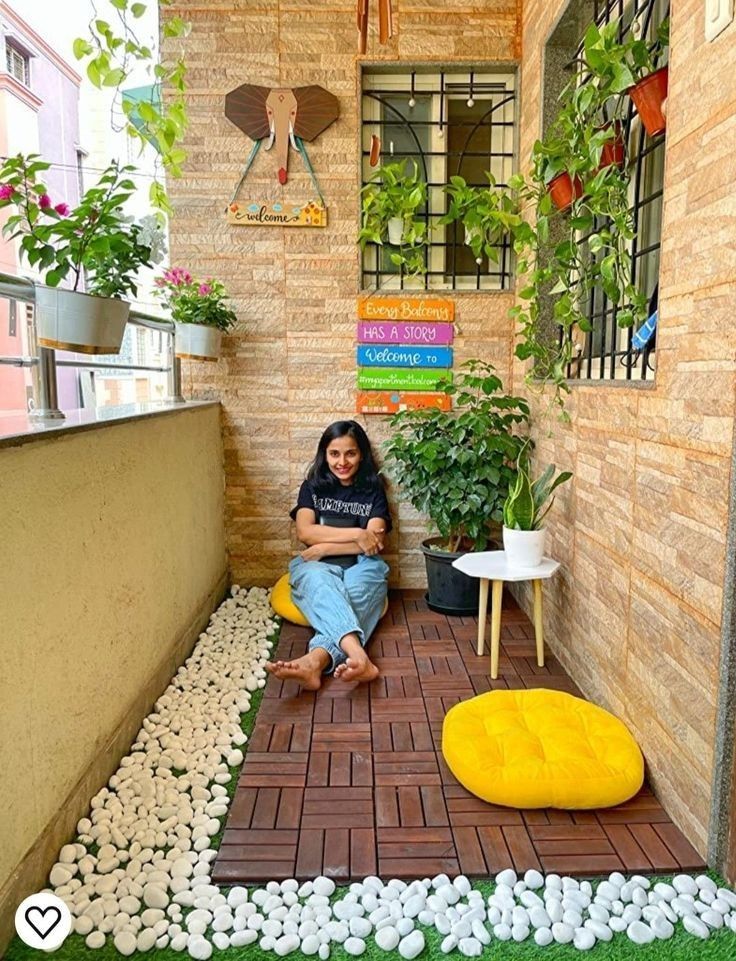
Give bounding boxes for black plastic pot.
[420,537,494,616]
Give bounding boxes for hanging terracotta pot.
[599,121,626,170]
[628,66,668,137]
[548,172,584,211]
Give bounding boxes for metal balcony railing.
[0,272,185,420]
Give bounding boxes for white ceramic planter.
[387,217,404,245]
[174,321,222,361]
[503,525,546,568]
[34,285,130,354]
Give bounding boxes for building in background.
[0,0,82,412]
[0,0,167,415]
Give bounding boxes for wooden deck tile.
[214,590,705,881]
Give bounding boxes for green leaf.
[131,2,146,16]
[102,68,126,87]
[72,37,93,59]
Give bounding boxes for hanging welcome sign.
[224,83,338,228]
[355,295,456,413]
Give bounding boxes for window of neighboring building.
[6,42,30,87]
[361,67,517,291]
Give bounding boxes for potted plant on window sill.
[582,16,670,137]
[502,449,572,568]
[440,173,523,264]
[359,159,428,277]
[154,269,237,361]
[0,154,164,354]
[382,360,530,614]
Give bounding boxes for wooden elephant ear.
[224,83,272,140]
[292,85,340,141]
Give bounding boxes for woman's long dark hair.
[306,420,385,494]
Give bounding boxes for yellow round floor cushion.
[442,689,644,810]
[270,573,310,627]
[270,572,389,628]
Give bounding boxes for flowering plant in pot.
[382,360,530,614]
[358,160,428,277]
[439,173,523,264]
[502,448,572,568]
[154,268,237,361]
[582,15,670,137]
[0,154,163,353]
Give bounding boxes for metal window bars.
[564,0,668,383]
[361,70,517,292]
[0,272,185,420]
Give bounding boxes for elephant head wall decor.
[224,83,340,187]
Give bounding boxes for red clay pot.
[548,172,584,211]
[629,66,668,137]
[599,121,626,170]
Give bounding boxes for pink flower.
[54,202,70,216]
[0,184,14,200]
[39,194,52,209]
[198,283,212,296]
[154,277,166,287]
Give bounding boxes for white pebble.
[573,928,596,950]
[683,915,710,939]
[627,921,655,944]
[534,927,553,946]
[440,934,458,954]
[113,931,137,956]
[343,937,366,956]
[375,926,400,951]
[398,930,425,959]
[458,937,482,956]
[552,922,574,944]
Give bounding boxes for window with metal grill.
[6,43,30,87]
[361,67,516,292]
[564,0,668,383]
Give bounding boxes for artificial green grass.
[4,614,734,960]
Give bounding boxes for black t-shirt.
[290,477,392,567]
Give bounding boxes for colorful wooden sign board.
[227,200,327,227]
[357,345,453,368]
[355,297,455,414]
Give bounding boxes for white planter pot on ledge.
[503,525,546,568]
[34,285,130,355]
[174,321,222,362]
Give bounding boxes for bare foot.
[265,651,328,691]
[334,654,380,684]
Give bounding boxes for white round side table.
[451,551,560,679]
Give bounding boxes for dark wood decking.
[213,589,704,884]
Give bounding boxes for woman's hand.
[357,529,385,555]
[300,544,328,561]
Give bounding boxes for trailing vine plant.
[72,0,191,213]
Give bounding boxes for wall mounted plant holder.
[598,121,626,170]
[224,83,339,223]
[548,172,584,211]
[628,66,668,137]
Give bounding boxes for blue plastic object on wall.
[632,310,658,351]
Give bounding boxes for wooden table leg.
[533,578,545,667]
[476,578,489,655]
[490,579,503,679]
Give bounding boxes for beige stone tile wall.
[513,0,736,855]
[165,1,522,589]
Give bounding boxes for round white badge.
[15,892,72,950]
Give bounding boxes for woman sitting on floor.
[266,420,391,691]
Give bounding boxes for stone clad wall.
[164,0,521,589]
[514,0,736,856]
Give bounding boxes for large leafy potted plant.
[359,160,428,277]
[440,173,523,263]
[383,360,530,614]
[154,268,237,361]
[0,154,163,354]
[502,448,572,567]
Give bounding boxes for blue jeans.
[288,555,389,673]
